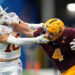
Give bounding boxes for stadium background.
[1,0,75,75]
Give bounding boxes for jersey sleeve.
[27,23,44,30]
[0,25,13,35]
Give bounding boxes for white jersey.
[0,25,21,59]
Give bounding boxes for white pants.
[0,59,22,75]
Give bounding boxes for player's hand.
[70,39,75,50]
[36,34,49,44]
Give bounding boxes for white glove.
[35,34,49,44]
[27,23,44,30]
[7,34,49,45]
[70,39,75,50]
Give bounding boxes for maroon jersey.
[34,27,75,72]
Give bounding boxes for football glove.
[35,34,49,44]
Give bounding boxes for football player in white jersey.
[0,6,49,75]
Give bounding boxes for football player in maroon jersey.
[33,18,75,75]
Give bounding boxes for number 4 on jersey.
[52,48,64,61]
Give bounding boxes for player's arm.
[10,20,34,37]
[10,20,44,37]
[11,20,44,30]
[0,34,49,45]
